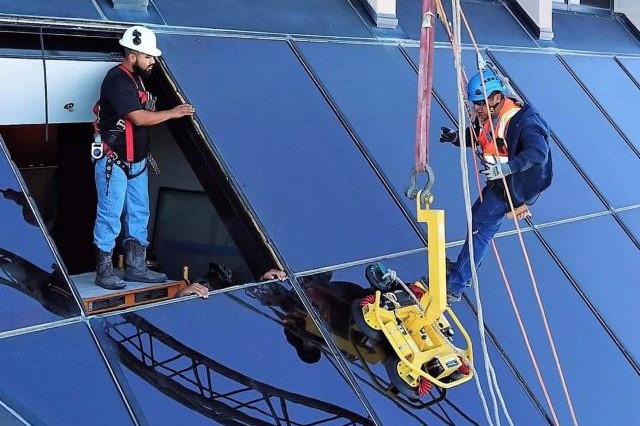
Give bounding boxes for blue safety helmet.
[467,69,506,102]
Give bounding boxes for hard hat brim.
[119,39,162,57]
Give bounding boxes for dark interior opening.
[0,27,279,291]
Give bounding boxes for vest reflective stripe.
[478,99,521,164]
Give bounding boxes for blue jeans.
[93,157,149,252]
[448,185,508,296]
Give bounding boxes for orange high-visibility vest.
[477,98,521,164]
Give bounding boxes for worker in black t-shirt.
[93,25,194,290]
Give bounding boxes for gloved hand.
[481,162,511,180]
[439,127,459,145]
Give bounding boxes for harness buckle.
[91,133,104,160]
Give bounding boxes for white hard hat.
[119,25,162,57]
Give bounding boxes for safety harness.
[476,98,521,164]
[92,64,157,189]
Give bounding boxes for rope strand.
[451,1,505,424]
[459,8,578,425]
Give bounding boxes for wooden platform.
[71,271,187,314]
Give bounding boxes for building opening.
[0,26,278,313]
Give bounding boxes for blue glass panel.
[618,208,640,242]
[551,11,640,54]
[152,0,371,37]
[492,51,640,208]
[617,57,640,86]
[563,55,640,152]
[296,41,479,242]
[466,231,640,424]
[157,35,423,272]
[91,284,373,425]
[299,252,547,424]
[94,0,164,24]
[397,0,535,47]
[0,322,133,425]
[0,144,81,333]
[410,47,605,224]
[540,215,640,361]
[0,0,101,20]
[430,47,481,115]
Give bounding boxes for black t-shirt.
[98,66,150,162]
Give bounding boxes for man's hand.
[171,103,195,119]
[260,269,287,281]
[507,205,532,220]
[177,282,209,298]
[481,162,511,181]
[439,127,459,145]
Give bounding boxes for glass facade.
[0,1,638,424]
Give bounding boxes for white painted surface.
[616,0,640,32]
[0,58,46,125]
[0,58,116,125]
[45,60,115,123]
[515,0,554,40]
[367,0,396,16]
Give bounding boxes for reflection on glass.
[0,145,81,330]
[92,290,374,426]
[0,248,76,316]
[0,322,134,425]
[1,188,37,227]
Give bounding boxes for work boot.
[447,291,462,304]
[95,248,126,290]
[124,239,167,283]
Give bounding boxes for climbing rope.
[450,2,511,425]
[459,9,579,426]
[429,2,579,424]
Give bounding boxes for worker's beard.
[133,61,153,78]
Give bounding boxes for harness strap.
[117,65,144,163]
[124,119,134,162]
[100,145,147,194]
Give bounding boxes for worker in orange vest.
[439,69,553,303]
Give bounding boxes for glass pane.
[151,188,251,283]
[397,0,536,47]
[551,11,640,54]
[491,51,640,208]
[618,209,640,243]
[152,0,372,37]
[0,0,102,20]
[562,54,640,153]
[158,35,424,272]
[0,322,134,425]
[471,231,640,424]
[540,215,640,361]
[91,285,374,425]
[617,57,640,86]
[297,252,548,424]
[0,141,81,333]
[296,41,475,242]
[581,0,611,8]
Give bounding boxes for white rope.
[450,1,513,425]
